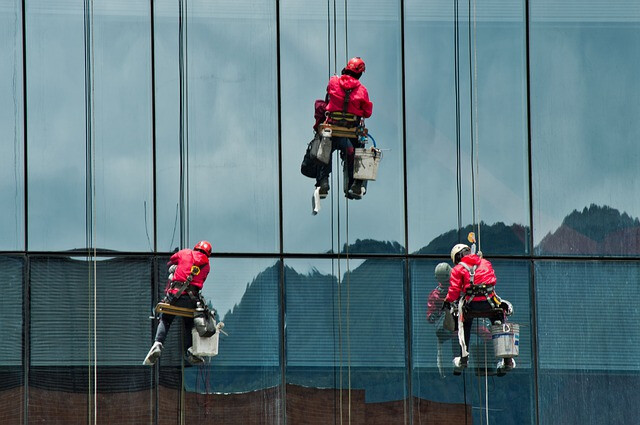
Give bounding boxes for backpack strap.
[342,88,353,113]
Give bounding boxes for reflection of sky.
[0,5,24,250]
[2,1,640,253]
[531,23,640,241]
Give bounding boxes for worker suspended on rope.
[144,240,213,366]
[442,244,515,375]
[313,57,373,200]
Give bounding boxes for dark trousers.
[462,300,504,352]
[155,295,197,349]
[316,136,364,189]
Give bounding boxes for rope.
[454,0,462,242]
[343,1,351,422]
[452,2,469,424]
[178,1,189,423]
[469,0,481,252]
[83,0,97,421]
[467,0,489,422]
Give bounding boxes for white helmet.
[450,244,470,264]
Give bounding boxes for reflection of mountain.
[415,222,527,255]
[537,204,640,255]
[336,239,404,255]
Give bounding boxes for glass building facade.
[1,0,639,423]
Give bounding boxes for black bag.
[301,134,320,178]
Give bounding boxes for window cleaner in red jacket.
[315,57,373,200]
[443,244,515,375]
[143,240,212,366]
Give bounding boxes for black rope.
[468,0,476,237]
[454,1,469,422]
[454,0,462,243]
[344,0,348,62]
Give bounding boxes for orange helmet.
[194,240,212,257]
[345,57,366,74]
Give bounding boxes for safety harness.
[458,262,499,309]
[454,262,503,358]
[326,88,362,129]
[166,265,202,303]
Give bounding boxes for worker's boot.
[317,178,330,199]
[348,180,365,199]
[452,356,468,375]
[143,341,163,366]
[496,357,516,376]
[186,347,205,365]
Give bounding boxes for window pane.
[186,1,279,253]
[0,1,24,251]
[411,258,535,424]
[26,1,86,251]
[286,258,408,424]
[281,0,404,254]
[405,1,459,255]
[280,0,335,253]
[531,1,640,255]
[535,260,640,425]
[406,1,529,255]
[92,2,153,251]
[30,256,154,423]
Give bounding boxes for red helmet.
[194,240,212,257]
[345,57,366,74]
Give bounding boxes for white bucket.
[191,327,219,357]
[353,148,382,181]
[491,323,519,358]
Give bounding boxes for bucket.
[353,148,382,181]
[191,327,220,357]
[491,323,519,358]
[311,128,332,164]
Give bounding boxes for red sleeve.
[445,266,464,303]
[167,251,180,266]
[200,263,211,283]
[360,87,373,118]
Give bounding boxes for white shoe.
[143,342,163,366]
[453,356,468,375]
[312,187,321,215]
[497,358,516,376]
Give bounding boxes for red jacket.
[445,254,497,303]
[426,284,447,323]
[326,75,373,118]
[166,249,210,293]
